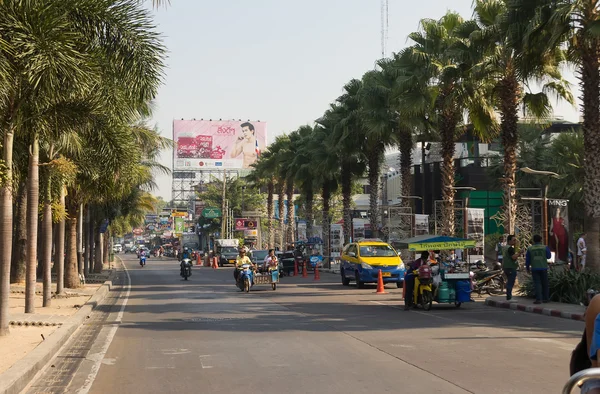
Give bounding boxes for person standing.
[526,234,552,304]
[502,235,520,301]
[577,233,587,271]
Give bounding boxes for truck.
[181,233,200,253]
[215,239,240,267]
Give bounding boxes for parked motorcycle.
[413,265,434,311]
[180,258,192,280]
[471,268,504,296]
[236,263,254,293]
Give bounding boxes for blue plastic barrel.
[456,280,472,303]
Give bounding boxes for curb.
[484,298,585,322]
[0,263,119,394]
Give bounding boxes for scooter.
[237,264,254,293]
[471,269,505,296]
[413,265,434,311]
[180,258,192,280]
[140,256,146,267]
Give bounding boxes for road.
[28,254,582,393]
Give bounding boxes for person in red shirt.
[404,251,430,310]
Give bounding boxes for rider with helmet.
[234,247,255,283]
[180,247,191,276]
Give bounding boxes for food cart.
[397,235,477,309]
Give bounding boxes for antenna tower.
[380,0,389,58]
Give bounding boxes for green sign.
[174,217,185,233]
[202,207,222,219]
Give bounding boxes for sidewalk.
[485,296,585,322]
[0,266,117,394]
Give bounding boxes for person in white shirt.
[577,233,587,271]
[263,249,278,271]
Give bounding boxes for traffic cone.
[196,254,201,266]
[294,261,298,276]
[314,265,320,281]
[212,257,218,269]
[375,269,387,294]
[302,262,308,278]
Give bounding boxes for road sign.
[171,211,188,217]
[244,229,258,238]
[242,211,260,217]
[235,219,258,231]
[202,207,222,219]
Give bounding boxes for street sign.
[235,219,258,231]
[244,229,258,238]
[242,211,260,217]
[171,211,188,218]
[99,219,110,234]
[202,207,222,219]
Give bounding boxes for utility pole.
[221,169,227,237]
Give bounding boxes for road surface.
[28,254,582,393]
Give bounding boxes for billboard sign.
[235,219,258,231]
[202,207,222,219]
[466,208,485,249]
[173,120,267,170]
[174,217,185,233]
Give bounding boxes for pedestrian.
[577,232,587,271]
[502,234,520,301]
[526,234,552,305]
[496,235,506,265]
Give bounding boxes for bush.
[518,269,600,304]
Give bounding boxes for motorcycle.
[471,268,505,296]
[180,258,192,280]
[236,263,254,293]
[140,256,146,267]
[413,265,434,311]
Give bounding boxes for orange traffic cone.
[212,257,218,269]
[375,269,387,294]
[302,262,308,278]
[294,261,298,276]
[314,265,320,281]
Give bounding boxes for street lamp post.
[519,168,560,245]
[398,195,424,214]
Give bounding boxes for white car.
[113,244,123,253]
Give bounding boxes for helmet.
[184,247,189,252]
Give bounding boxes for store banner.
[414,215,429,236]
[352,219,367,240]
[466,208,485,249]
[174,217,185,233]
[330,224,343,257]
[297,221,307,242]
[548,199,569,263]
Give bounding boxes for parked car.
[340,239,405,288]
[113,244,123,253]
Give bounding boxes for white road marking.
[369,300,456,321]
[76,259,131,394]
[146,366,176,370]
[162,349,191,355]
[523,337,575,352]
[201,362,213,369]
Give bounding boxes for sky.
[148,0,580,201]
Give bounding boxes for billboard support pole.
[221,169,227,237]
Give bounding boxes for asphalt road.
[58,254,583,393]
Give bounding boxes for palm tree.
[359,69,399,237]
[506,0,600,271]
[334,81,368,244]
[248,151,276,248]
[404,12,498,236]
[291,125,318,239]
[468,0,573,234]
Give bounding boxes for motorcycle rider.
[234,247,255,283]
[404,251,430,311]
[263,249,278,272]
[139,249,147,265]
[180,247,191,276]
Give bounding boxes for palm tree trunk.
[77,204,84,276]
[267,180,274,248]
[0,127,14,336]
[89,219,96,275]
[94,230,103,273]
[11,181,27,284]
[305,186,314,239]
[499,70,520,235]
[103,230,109,265]
[277,182,285,249]
[322,182,331,266]
[367,149,382,237]
[83,205,89,275]
[341,166,352,244]
[41,176,53,307]
[285,181,295,244]
[64,202,80,288]
[582,42,600,273]
[440,112,458,236]
[25,132,40,314]
[398,128,413,208]
[55,186,65,295]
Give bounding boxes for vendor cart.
[397,235,477,309]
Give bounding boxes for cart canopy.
[396,235,476,251]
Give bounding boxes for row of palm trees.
[0,0,167,336]
[250,1,600,268]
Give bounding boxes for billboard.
[173,120,267,170]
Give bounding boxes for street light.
[398,195,424,214]
[519,167,561,245]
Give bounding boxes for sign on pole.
[242,211,260,217]
[202,207,222,219]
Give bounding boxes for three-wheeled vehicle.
[396,235,477,310]
[236,263,280,292]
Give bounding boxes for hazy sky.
[149,0,580,201]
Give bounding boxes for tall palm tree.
[248,151,276,248]
[359,69,398,237]
[506,0,600,270]
[334,82,368,244]
[404,12,498,236]
[291,125,318,239]
[469,0,573,234]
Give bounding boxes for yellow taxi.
[340,239,405,288]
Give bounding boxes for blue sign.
[99,219,110,234]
